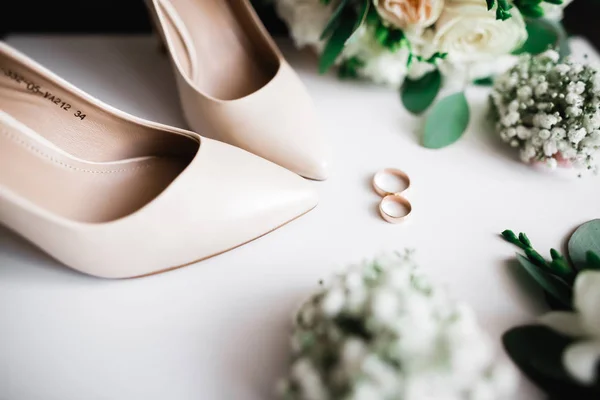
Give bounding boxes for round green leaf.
[568,219,600,270]
[401,69,442,115]
[514,19,570,58]
[422,92,469,149]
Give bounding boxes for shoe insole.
[157,0,278,100]
[0,50,198,223]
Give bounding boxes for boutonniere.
[501,220,600,398]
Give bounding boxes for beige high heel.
[145,0,331,180]
[0,41,318,278]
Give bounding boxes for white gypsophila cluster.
[491,50,600,173]
[275,0,334,53]
[343,25,411,87]
[277,251,518,400]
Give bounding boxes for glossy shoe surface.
[145,0,331,180]
[0,42,318,278]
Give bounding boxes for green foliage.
[514,18,570,58]
[485,0,565,20]
[318,0,370,74]
[423,92,470,149]
[502,220,600,310]
[338,57,365,79]
[416,52,448,64]
[515,0,564,18]
[568,219,600,270]
[516,254,573,308]
[503,325,600,399]
[400,69,442,115]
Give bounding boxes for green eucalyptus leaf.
[514,19,570,58]
[516,253,573,309]
[401,69,442,115]
[422,92,469,149]
[319,17,356,74]
[351,0,370,37]
[320,0,351,40]
[486,0,495,10]
[568,219,600,270]
[501,325,599,398]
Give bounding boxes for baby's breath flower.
[278,251,517,400]
[491,50,600,174]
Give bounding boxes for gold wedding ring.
[372,168,412,224]
[372,168,411,197]
[379,195,412,223]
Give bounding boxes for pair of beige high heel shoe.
[0,0,330,278]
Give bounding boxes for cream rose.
[374,0,445,30]
[432,0,527,64]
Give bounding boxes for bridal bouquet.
[272,0,572,148]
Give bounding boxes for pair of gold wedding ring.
[372,168,412,223]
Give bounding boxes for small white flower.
[517,86,532,100]
[501,112,519,127]
[371,289,398,323]
[565,92,583,106]
[535,81,549,97]
[569,128,587,145]
[505,127,517,138]
[290,359,327,400]
[571,81,586,95]
[275,0,333,51]
[508,100,520,112]
[546,158,558,169]
[584,113,600,131]
[520,144,536,162]
[322,288,345,316]
[566,106,583,118]
[543,140,558,157]
[516,126,531,140]
[551,127,567,140]
[542,49,560,63]
[538,129,551,140]
[555,64,571,74]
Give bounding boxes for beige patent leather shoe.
[145,0,331,180]
[0,42,318,278]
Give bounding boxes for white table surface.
[1,35,599,400]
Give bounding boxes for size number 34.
[74,110,86,120]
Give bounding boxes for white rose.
[433,0,527,64]
[374,0,445,30]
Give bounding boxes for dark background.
[1,0,599,49]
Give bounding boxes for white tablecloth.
[2,35,600,400]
